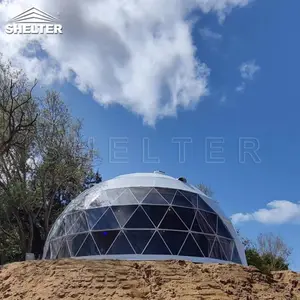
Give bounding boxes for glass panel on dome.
[130,187,151,202]
[173,207,196,229]
[217,217,232,238]
[143,232,171,255]
[125,230,155,254]
[111,205,138,227]
[112,189,138,205]
[179,234,203,257]
[192,233,212,257]
[57,238,70,259]
[142,205,168,227]
[156,188,176,203]
[106,188,125,202]
[159,230,187,255]
[124,207,155,228]
[231,245,242,264]
[65,212,81,234]
[191,212,214,234]
[92,230,119,254]
[92,208,120,230]
[209,238,227,261]
[142,188,168,205]
[200,211,217,233]
[68,233,88,256]
[159,207,188,230]
[218,237,234,261]
[51,217,66,238]
[67,212,88,235]
[49,238,63,259]
[107,232,135,254]
[76,234,100,257]
[44,246,51,259]
[197,196,214,212]
[86,207,108,229]
[180,191,198,208]
[172,190,193,208]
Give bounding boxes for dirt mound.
[1,259,300,300]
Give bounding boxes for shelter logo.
[5,7,63,34]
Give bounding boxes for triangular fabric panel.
[92,230,119,254]
[67,212,88,235]
[173,206,196,229]
[156,188,176,203]
[217,217,232,238]
[92,208,120,230]
[68,233,88,257]
[86,207,108,229]
[197,196,214,213]
[130,187,151,202]
[113,188,138,205]
[142,205,168,227]
[192,233,213,257]
[160,230,187,255]
[209,238,227,261]
[180,191,198,208]
[172,190,193,208]
[231,245,242,264]
[111,205,138,227]
[191,212,214,234]
[125,230,155,254]
[124,206,155,228]
[76,234,100,257]
[107,232,135,254]
[142,188,169,205]
[179,234,204,257]
[159,207,188,230]
[143,232,171,255]
[200,211,217,233]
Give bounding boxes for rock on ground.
[1,259,300,300]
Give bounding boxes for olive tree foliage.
[197,183,214,198]
[0,61,97,263]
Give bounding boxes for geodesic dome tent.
[43,172,246,265]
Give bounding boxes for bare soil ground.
[1,259,300,300]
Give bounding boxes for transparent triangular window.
[111,205,138,227]
[125,230,155,254]
[49,238,62,259]
[155,188,176,203]
[67,212,88,235]
[76,234,100,257]
[197,196,214,212]
[180,191,198,208]
[92,230,119,254]
[200,211,217,233]
[130,187,151,202]
[107,232,135,255]
[209,238,227,261]
[218,237,234,261]
[67,233,88,257]
[173,207,196,229]
[172,190,193,208]
[217,217,232,238]
[112,188,138,205]
[179,234,204,257]
[64,212,81,234]
[57,238,71,259]
[142,205,168,226]
[159,207,188,230]
[92,208,120,230]
[192,233,212,257]
[160,230,187,255]
[86,207,108,229]
[231,245,242,264]
[143,232,171,255]
[124,207,155,228]
[191,212,214,234]
[142,188,169,205]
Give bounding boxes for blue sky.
[1,0,300,269]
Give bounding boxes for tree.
[197,183,214,197]
[0,88,97,262]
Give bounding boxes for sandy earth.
[1,259,300,300]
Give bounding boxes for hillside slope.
[1,259,300,300]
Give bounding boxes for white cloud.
[239,60,260,80]
[0,0,252,126]
[220,95,227,103]
[235,81,246,93]
[199,27,222,40]
[231,200,300,225]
